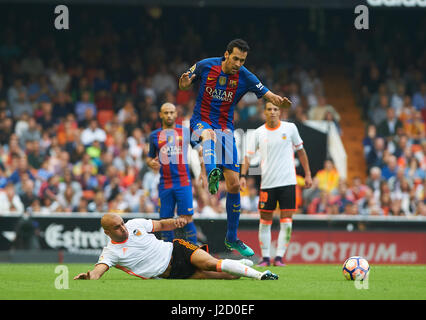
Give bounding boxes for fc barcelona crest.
[229,79,237,88]
[219,76,227,86]
[167,136,174,144]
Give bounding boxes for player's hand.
[304,174,313,189]
[279,96,292,109]
[179,72,195,90]
[74,270,91,280]
[174,217,188,229]
[149,156,161,171]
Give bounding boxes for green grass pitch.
[0,264,425,300]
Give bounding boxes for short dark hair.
[226,39,250,54]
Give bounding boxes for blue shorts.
[159,185,194,218]
[190,120,240,173]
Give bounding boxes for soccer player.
[146,103,197,244]
[240,102,313,266]
[178,39,291,256]
[73,213,278,280]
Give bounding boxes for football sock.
[202,138,217,177]
[276,217,292,258]
[161,230,175,242]
[183,221,197,244]
[225,192,241,242]
[259,219,272,259]
[217,259,263,280]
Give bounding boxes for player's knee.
[227,180,240,193]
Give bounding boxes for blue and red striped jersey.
[148,124,192,190]
[188,57,269,131]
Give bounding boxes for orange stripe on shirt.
[115,264,148,279]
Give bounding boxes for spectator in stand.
[71,77,94,103]
[308,95,340,123]
[8,156,35,185]
[331,181,355,214]
[75,91,97,122]
[307,190,333,214]
[405,157,425,183]
[377,107,403,139]
[93,69,111,93]
[36,102,56,133]
[152,64,177,98]
[57,184,81,212]
[348,176,369,203]
[52,91,74,123]
[123,181,145,213]
[87,190,109,213]
[366,166,384,194]
[405,110,425,143]
[390,84,406,117]
[18,178,37,211]
[315,159,340,194]
[369,94,390,126]
[240,185,259,214]
[412,82,426,111]
[381,155,399,180]
[27,75,55,104]
[363,123,377,157]
[7,78,27,110]
[0,182,25,214]
[80,119,107,147]
[366,137,386,170]
[12,91,33,119]
[19,117,42,149]
[20,48,45,77]
[49,62,71,93]
[27,140,44,170]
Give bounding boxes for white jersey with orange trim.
[96,219,173,279]
[246,121,303,189]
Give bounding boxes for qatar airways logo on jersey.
[160,145,183,158]
[205,87,234,102]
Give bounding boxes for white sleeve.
[291,124,304,151]
[246,128,259,158]
[96,247,118,268]
[128,218,154,233]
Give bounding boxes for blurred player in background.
[146,103,198,244]
[178,38,292,256]
[74,213,279,280]
[241,102,312,266]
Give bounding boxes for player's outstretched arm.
[264,91,292,109]
[152,217,188,232]
[179,71,196,90]
[74,263,109,280]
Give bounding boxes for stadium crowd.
[0,6,424,217]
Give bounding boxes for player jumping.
[178,39,291,256]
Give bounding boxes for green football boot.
[224,238,255,257]
[207,167,222,195]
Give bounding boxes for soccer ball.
[342,256,370,281]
